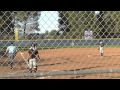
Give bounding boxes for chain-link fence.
[1,11,120,79]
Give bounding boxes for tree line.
[1,11,120,40]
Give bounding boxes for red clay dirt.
[0,48,120,79]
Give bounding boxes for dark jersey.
[28,49,38,59]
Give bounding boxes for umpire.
[5,42,17,69]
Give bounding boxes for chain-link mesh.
[1,11,120,79]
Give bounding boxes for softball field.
[0,48,120,79]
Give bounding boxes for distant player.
[28,42,40,73]
[98,40,104,56]
[5,42,17,69]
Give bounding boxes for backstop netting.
[1,11,120,79]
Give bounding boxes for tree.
[14,11,41,39]
[58,11,70,38]
[0,11,14,39]
[58,11,120,39]
[65,11,95,39]
[44,30,49,39]
[96,11,119,38]
[49,30,58,39]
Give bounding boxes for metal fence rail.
[0,69,120,79]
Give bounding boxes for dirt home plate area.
[1,48,120,79]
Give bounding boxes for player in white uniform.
[99,40,104,56]
[5,42,17,69]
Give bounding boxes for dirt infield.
[0,47,120,79]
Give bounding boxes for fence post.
[14,27,19,41]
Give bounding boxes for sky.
[37,11,99,34]
[38,11,59,33]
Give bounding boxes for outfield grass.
[1,38,120,51]
[1,38,120,41]
[0,45,120,51]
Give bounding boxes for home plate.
[39,77,45,79]
[88,55,91,57]
[38,76,51,79]
[20,52,23,55]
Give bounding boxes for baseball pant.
[28,58,37,69]
[100,47,104,54]
[7,53,16,65]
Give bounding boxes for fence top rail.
[1,38,120,41]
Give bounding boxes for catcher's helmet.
[31,42,37,47]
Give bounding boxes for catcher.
[28,42,40,73]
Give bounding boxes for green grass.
[1,45,120,52]
[1,38,120,41]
